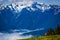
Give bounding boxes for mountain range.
[0,2,60,36]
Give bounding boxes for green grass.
[18,35,60,40]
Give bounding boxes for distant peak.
[1,2,60,13]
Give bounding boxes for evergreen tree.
[56,24,60,34]
[46,28,55,35]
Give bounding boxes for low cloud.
[0,32,33,40]
[0,28,44,40]
[11,28,44,33]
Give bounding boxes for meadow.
[19,35,60,40]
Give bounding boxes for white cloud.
[0,32,33,40]
[0,28,44,40]
[11,28,44,33]
[9,0,33,5]
[9,0,14,2]
[0,0,3,2]
[12,28,44,33]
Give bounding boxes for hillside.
[19,35,60,40]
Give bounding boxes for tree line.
[45,24,60,36]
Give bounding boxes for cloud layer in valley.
[0,28,44,40]
[0,32,33,40]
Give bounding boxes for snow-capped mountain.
[0,2,60,36]
[0,2,51,12]
[0,2,60,14]
[0,2,33,12]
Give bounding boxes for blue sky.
[34,0,60,5]
[0,0,60,5]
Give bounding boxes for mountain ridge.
[0,2,60,36]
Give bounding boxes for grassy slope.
[19,35,60,40]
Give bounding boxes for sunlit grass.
[18,35,60,40]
